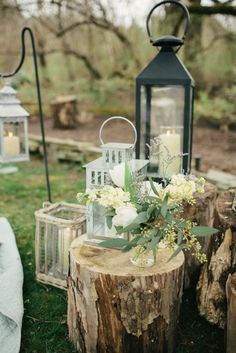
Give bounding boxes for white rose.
[109,163,125,188]
[113,206,138,228]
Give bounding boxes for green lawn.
[0,159,224,353]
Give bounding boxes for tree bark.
[226,273,236,353]
[183,182,218,288]
[67,241,185,353]
[197,191,236,328]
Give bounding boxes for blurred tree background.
[0,0,235,129]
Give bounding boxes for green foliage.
[195,86,236,127]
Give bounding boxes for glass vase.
[129,245,155,268]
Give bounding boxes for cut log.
[183,182,218,288]
[67,240,185,353]
[226,273,236,353]
[51,95,78,129]
[197,190,236,328]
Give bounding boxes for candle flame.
[8,132,13,138]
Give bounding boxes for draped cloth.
[0,217,24,353]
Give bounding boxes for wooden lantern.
[35,202,86,289]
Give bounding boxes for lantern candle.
[4,132,20,156]
[159,128,181,177]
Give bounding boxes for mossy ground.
[0,159,224,353]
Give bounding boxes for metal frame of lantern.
[0,85,29,163]
[135,0,194,179]
[0,27,52,202]
[84,116,149,245]
[35,202,86,289]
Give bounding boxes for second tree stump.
[67,241,185,353]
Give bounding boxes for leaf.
[115,226,125,234]
[124,161,137,202]
[148,177,160,197]
[133,211,149,225]
[161,194,169,218]
[146,234,162,252]
[168,244,185,262]
[177,231,183,246]
[191,226,218,237]
[106,216,113,229]
[137,237,149,245]
[147,205,156,218]
[122,223,140,232]
[99,238,129,249]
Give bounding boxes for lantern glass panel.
[139,84,192,177]
[0,117,28,162]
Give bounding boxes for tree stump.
[183,182,218,288]
[226,273,236,353]
[197,190,236,328]
[51,95,78,129]
[67,240,185,353]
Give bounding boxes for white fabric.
[0,217,24,353]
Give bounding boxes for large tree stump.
[226,273,236,353]
[183,182,218,288]
[51,95,78,129]
[197,190,236,328]
[67,240,184,353]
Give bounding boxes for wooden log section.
[51,95,78,129]
[183,182,218,288]
[197,190,236,328]
[67,240,185,353]
[226,273,236,353]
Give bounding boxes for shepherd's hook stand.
[0,27,52,202]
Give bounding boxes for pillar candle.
[4,132,20,156]
[159,129,181,177]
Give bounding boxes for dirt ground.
[29,116,236,175]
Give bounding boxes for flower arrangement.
[77,159,217,266]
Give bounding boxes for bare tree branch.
[189,4,236,16]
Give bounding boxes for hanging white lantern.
[0,85,29,163]
[84,116,149,245]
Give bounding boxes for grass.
[0,159,224,353]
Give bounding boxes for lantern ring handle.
[146,0,190,44]
[99,116,137,147]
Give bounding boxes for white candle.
[4,132,20,156]
[159,129,181,177]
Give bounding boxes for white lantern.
[35,202,86,289]
[0,85,29,163]
[84,116,149,245]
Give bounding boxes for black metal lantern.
[136,0,194,178]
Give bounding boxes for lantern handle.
[146,0,190,46]
[99,116,137,148]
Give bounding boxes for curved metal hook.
[0,27,52,202]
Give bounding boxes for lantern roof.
[84,157,149,171]
[136,48,194,86]
[0,85,30,118]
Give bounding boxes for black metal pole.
[0,27,52,202]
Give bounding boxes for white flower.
[86,188,98,202]
[109,163,125,188]
[97,186,130,208]
[113,206,138,228]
